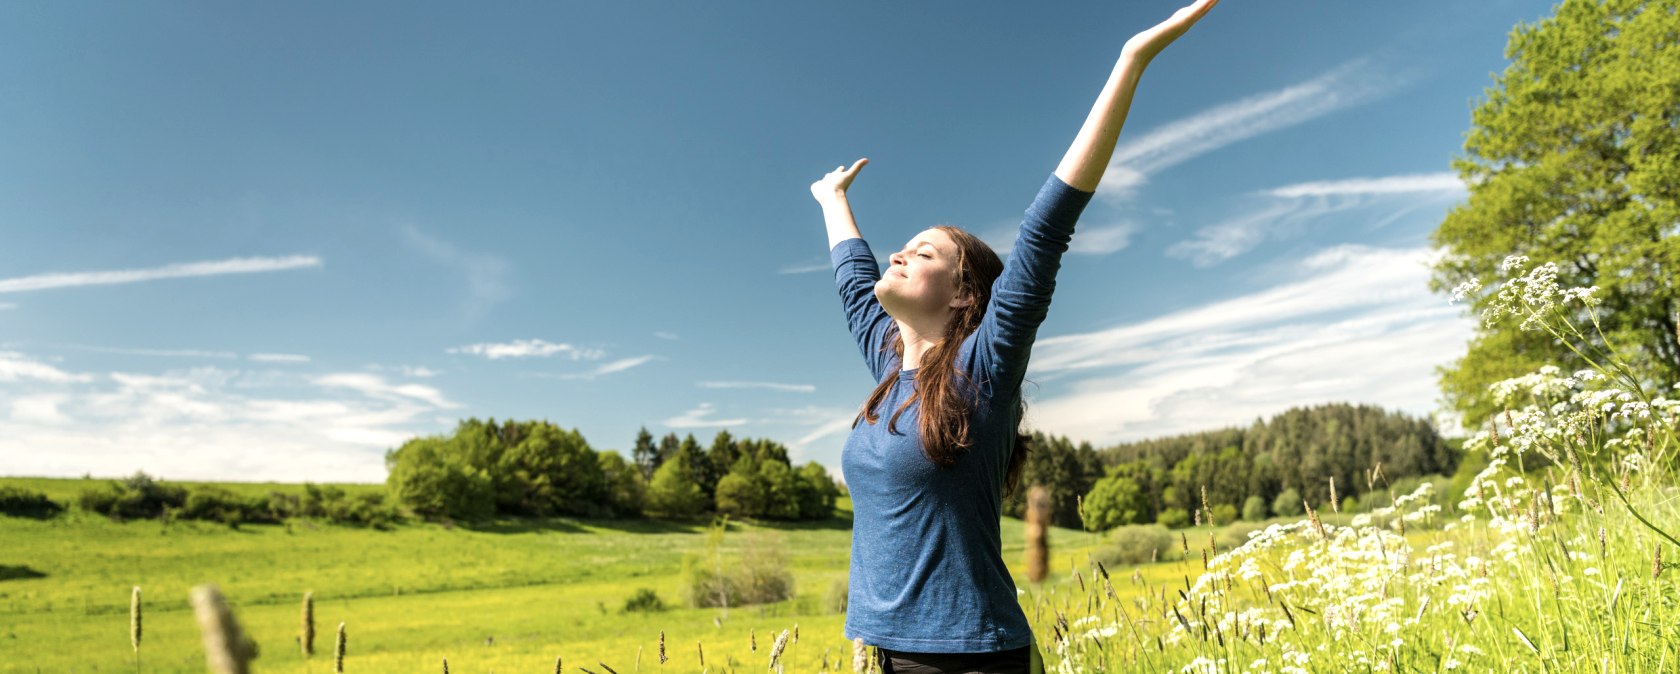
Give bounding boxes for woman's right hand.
[811,158,869,204]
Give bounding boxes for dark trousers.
[875,645,1032,674]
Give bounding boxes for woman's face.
[875,228,971,320]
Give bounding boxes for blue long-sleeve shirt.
[833,174,1093,652]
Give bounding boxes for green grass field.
[0,477,1133,674]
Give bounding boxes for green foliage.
[0,486,62,519]
[385,435,495,520]
[1431,0,1680,429]
[621,587,665,613]
[1004,432,1102,526]
[826,577,849,614]
[1209,503,1238,526]
[597,451,646,518]
[645,459,707,519]
[1093,524,1176,566]
[1156,508,1190,529]
[1272,487,1303,517]
[1241,495,1268,522]
[681,519,795,608]
[77,471,187,520]
[1083,469,1151,531]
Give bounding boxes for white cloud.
[0,302,16,310]
[699,381,816,393]
[399,365,441,378]
[0,256,321,294]
[448,339,604,360]
[0,351,94,383]
[664,403,748,429]
[401,225,510,321]
[1100,58,1407,197]
[1266,172,1463,198]
[654,332,680,341]
[57,344,239,359]
[986,221,1138,257]
[1024,244,1469,446]
[1167,172,1466,267]
[778,260,831,275]
[249,353,311,363]
[312,373,457,409]
[553,355,657,381]
[0,360,458,482]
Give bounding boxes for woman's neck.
[895,317,947,370]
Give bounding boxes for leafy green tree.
[385,436,495,520]
[597,451,646,518]
[1242,495,1269,522]
[1084,472,1149,531]
[645,459,706,519]
[1271,487,1303,518]
[1432,0,1680,428]
[795,462,840,519]
[632,426,660,481]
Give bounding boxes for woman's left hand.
[1121,0,1219,66]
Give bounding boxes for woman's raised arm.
[812,158,870,249]
[1054,0,1219,192]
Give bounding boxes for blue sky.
[0,1,1557,483]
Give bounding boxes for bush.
[1094,524,1177,566]
[1156,507,1190,529]
[682,526,794,608]
[0,487,63,519]
[827,577,849,614]
[1242,495,1269,522]
[181,488,254,526]
[1272,488,1304,518]
[1216,522,1265,551]
[1210,503,1238,526]
[622,588,665,613]
[78,472,187,521]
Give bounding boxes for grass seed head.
[851,637,866,674]
[190,584,256,674]
[301,591,315,657]
[334,622,346,673]
[131,586,142,653]
[768,629,790,670]
[659,630,667,665]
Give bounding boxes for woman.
[809,2,1219,672]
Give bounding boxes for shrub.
[1210,503,1239,526]
[1157,507,1190,529]
[1242,495,1268,522]
[78,472,187,521]
[1272,488,1303,517]
[827,577,849,614]
[181,488,253,526]
[0,487,63,519]
[622,588,665,613]
[1094,524,1176,566]
[681,526,794,608]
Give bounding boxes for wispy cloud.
[1265,172,1463,198]
[778,260,831,275]
[249,353,311,363]
[0,302,16,310]
[312,373,457,408]
[1167,172,1466,267]
[699,381,816,393]
[0,359,457,481]
[448,339,604,360]
[664,402,748,429]
[401,225,510,321]
[0,255,321,294]
[0,351,94,383]
[58,344,240,359]
[1100,58,1407,196]
[1024,244,1469,445]
[589,355,656,377]
[654,332,680,341]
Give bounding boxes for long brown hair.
[853,225,1031,498]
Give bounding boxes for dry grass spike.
[334,621,346,673]
[302,590,315,657]
[189,584,256,674]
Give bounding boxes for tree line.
[1009,403,1458,530]
[384,418,839,522]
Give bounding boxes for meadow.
[2,479,1145,674]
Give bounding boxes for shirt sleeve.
[832,237,897,382]
[970,174,1095,398]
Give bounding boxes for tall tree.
[1433,0,1680,428]
[632,426,660,480]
